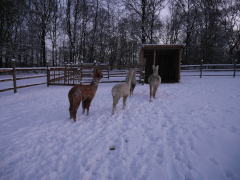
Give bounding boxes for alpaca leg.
[150,85,153,102]
[132,85,135,95]
[69,99,73,119]
[112,96,120,115]
[72,97,81,122]
[85,99,92,115]
[82,100,86,114]
[153,86,158,99]
[123,95,128,109]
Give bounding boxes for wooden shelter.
[140,44,184,83]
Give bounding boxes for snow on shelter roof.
[141,44,185,49]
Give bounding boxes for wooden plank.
[82,74,93,77]
[110,65,143,68]
[0,87,14,92]
[16,75,46,80]
[202,75,234,76]
[179,49,181,81]
[0,68,12,72]
[99,80,143,83]
[17,82,46,89]
[181,65,201,68]
[50,67,66,71]
[12,60,17,93]
[109,75,127,77]
[202,69,235,71]
[181,70,201,72]
[15,68,47,71]
[181,75,200,76]
[0,78,12,82]
[109,73,127,75]
[49,73,64,76]
[203,64,234,67]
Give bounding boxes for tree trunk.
[41,28,46,67]
[89,0,99,63]
[141,0,146,44]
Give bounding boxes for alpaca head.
[94,69,103,79]
[152,65,159,75]
[131,69,137,75]
[127,70,133,78]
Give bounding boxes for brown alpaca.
[68,69,103,122]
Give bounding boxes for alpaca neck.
[153,68,158,75]
[90,77,100,89]
[125,76,132,86]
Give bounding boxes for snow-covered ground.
[0,73,240,180]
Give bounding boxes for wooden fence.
[1,59,239,94]
[47,61,145,86]
[0,60,47,93]
[181,60,240,78]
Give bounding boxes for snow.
[0,73,240,180]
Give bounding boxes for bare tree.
[220,0,240,63]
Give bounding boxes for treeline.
[0,0,239,68]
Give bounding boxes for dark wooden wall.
[144,49,180,83]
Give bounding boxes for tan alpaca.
[111,70,133,114]
[68,69,103,122]
[148,65,161,102]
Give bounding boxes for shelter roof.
[141,44,185,50]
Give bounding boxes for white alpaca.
[111,70,134,114]
[148,65,161,102]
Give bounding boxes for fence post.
[64,62,67,84]
[200,59,203,78]
[12,59,17,93]
[234,59,237,78]
[46,61,49,87]
[80,61,83,84]
[108,62,110,79]
[70,62,73,84]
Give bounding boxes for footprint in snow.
[209,158,219,165]
[187,137,194,150]
[229,126,238,133]
[224,169,235,179]
[155,150,164,164]
[178,137,184,146]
